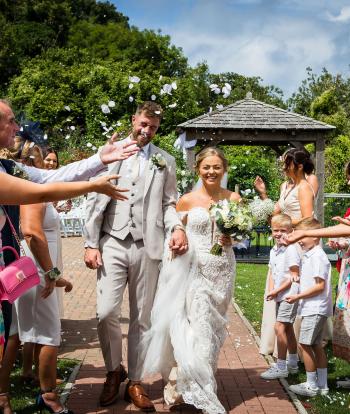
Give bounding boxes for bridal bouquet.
[209,199,254,255]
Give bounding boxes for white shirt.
[298,245,333,317]
[125,136,150,177]
[269,243,301,302]
[0,154,105,184]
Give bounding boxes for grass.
[10,357,78,413]
[235,262,350,414]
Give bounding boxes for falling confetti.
[64,105,71,111]
[108,101,115,107]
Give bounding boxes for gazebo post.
[185,148,196,172]
[315,135,325,225]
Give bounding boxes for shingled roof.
[178,94,335,131]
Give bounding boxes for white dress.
[14,203,63,346]
[142,207,236,414]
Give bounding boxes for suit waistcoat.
[102,159,146,241]
[0,159,20,265]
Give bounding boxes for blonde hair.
[6,136,44,167]
[195,147,228,172]
[295,217,321,230]
[271,213,293,230]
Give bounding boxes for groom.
[84,101,188,410]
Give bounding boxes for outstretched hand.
[332,216,350,226]
[99,134,139,165]
[254,176,266,194]
[91,175,129,200]
[280,230,305,245]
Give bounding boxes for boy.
[261,214,301,380]
[286,217,332,397]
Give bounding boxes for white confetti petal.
[129,75,140,83]
[117,121,122,126]
[129,83,134,89]
[29,142,35,148]
[151,94,156,101]
[64,105,71,111]
[129,96,134,102]
[65,134,70,140]
[101,104,110,114]
[171,81,177,90]
[108,100,115,107]
[159,75,163,81]
[216,104,224,110]
[86,143,92,148]
[70,125,76,130]
[44,133,48,140]
[155,110,161,114]
[168,102,177,108]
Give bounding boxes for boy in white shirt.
[261,214,301,380]
[286,217,332,397]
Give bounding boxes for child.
[261,214,301,380]
[286,217,332,397]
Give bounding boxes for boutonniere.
[12,165,30,181]
[150,153,167,170]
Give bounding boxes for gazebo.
[178,92,335,224]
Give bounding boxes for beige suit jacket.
[83,143,181,260]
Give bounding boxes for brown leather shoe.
[99,365,128,407]
[124,381,155,412]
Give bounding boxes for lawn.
[235,262,350,414]
[10,357,78,413]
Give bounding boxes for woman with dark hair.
[254,147,318,357]
[42,147,59,170]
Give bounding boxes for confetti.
[108,100,115,107]
[101,104,110,114]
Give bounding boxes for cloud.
[113,0,350,98]
[326,6,350,22]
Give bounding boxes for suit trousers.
[97,233,160,379]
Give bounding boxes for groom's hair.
[136,101,163,120]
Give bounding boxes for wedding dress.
[142,207,236,414]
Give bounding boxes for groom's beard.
[132,130,152,148]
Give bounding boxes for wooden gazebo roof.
[178,94,335,145]
[178,93,336,224]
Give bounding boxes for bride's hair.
[195,147,228,172]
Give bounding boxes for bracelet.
[44,267,61,281]
[172,224,185,233]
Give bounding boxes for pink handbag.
[0,209,40,303]
[0,246,40,303]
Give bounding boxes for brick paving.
[60,237,297,414]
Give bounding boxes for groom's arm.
[83,170,112,249]
[162,157,182,233]
[162,156,188,255]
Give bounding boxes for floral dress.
[333,245,350,362]
[0,207,7,362]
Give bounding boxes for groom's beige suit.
[84,141,181,380]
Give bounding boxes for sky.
[112,0,350,98]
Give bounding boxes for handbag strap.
[1,207,26,257]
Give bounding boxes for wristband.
[44,267,61,281]
[172,224,185,233]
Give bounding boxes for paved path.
[60,237,297,414]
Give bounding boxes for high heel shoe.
[0,392,12,414]
[36,391,74,414]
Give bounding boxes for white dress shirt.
[0,154,105,184]
[298,245,332,317]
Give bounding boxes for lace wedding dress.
[142,207,236,414]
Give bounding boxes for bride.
[142,147,240,414]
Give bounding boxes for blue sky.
[112,0,350,98]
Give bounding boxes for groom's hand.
[84,247,103,269]
[99,135,139,165]
[169,228,188,256]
